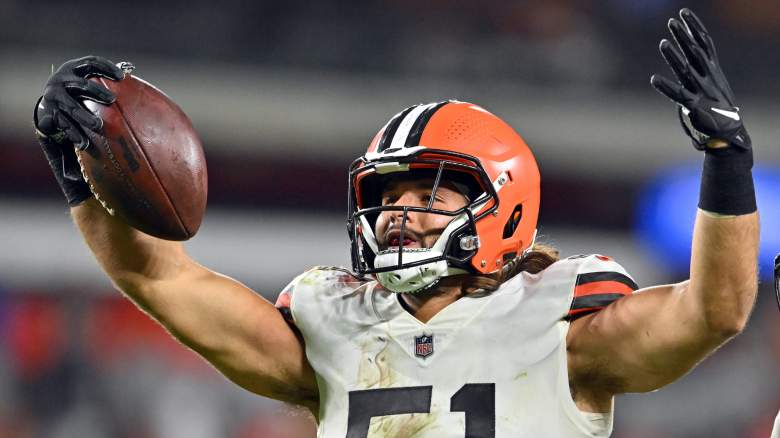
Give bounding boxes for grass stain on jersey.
[356,335,441,437]
[368,410,439,438]
[357,336,401,388]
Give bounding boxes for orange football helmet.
[347,100,540,293]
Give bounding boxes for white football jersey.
[277,254,637,438]
[772,410,780,438]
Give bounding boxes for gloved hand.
[651,9,755,216]
[34,56,125,205]
[650,8,750,151]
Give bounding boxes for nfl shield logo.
[414,334,434,359]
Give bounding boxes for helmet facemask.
[348,149,499,294]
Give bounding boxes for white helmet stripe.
[376,105,417,152]
[388,102,439,151]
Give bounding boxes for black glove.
[650,8,750,151]
[651,9,755,216]
[34,55,125,205]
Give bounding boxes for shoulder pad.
[274,266,365,324]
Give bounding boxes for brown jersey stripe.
[569,307,601,315]
[275,290,294,324]
[576,271,638,290]
[277,306,294,324]
[570,293,626,311]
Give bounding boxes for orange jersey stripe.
[574,280,635,297]
[569,307,600,315]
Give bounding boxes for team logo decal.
[414,334,434,359]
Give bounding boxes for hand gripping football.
[78,64,207,240]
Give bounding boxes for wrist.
[698,146,756,216]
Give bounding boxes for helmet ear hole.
[502,204,523,239]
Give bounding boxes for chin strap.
[374,248,468,294]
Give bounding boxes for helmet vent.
[445,113,490,143]
[502,204,523,239]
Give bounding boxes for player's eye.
[422,194,445,204]
[381,195,398,206]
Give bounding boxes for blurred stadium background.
[1,0,780,437]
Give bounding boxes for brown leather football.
[78,71,207,240]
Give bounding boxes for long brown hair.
[461,242,560,295]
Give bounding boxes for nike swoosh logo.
[711,107,740,121]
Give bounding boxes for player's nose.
[387,207,407,224]
[391,191,426,220]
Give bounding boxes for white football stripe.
[711,107,740,121]
[389,103,438,150]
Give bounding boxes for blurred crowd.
[0,289,317,438]
[4,0,780,94]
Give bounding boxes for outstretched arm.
[34,56,318,408]
[568,9,759,396]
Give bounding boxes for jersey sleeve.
[273,267,323,325]
[274,271,309,325]
[274,266,366,326]
[565,254,638,321]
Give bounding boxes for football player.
[32,9,758,437]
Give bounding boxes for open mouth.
[384,229,421,248]
[389,237,417,247]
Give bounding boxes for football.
[78,68,207,241]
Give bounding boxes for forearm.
[689,209,759,334]
[72,198,211,344]
[71,198,193,291]
[72,198,317,399]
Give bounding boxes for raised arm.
[567,9,759,397]
[569,211,757,395]
[35,56,317,408]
